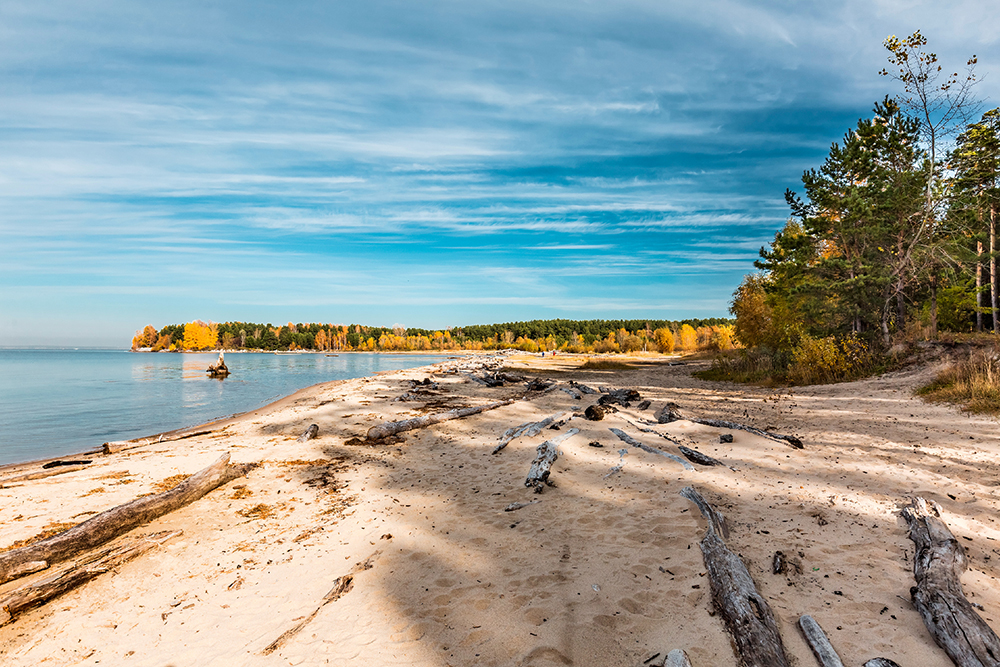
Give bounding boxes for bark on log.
[560,387,582,400]
[367,399,514,441]
[0,453,251,586]
[492,412,570,454]
[902,497,1000,666]
[0,530,182,626]
[658,406,802,449]
[598,389,641,407]
[798,614,844,667]
[525,428,579,492]
[569,381,598,395]
[103,429,215,455]
[864,660,903,667]
[680,486,791,667]
[0,465,89,487]
[678,446,725,467]
[609,428,694,471]
[297,424,319,443]
[664,650,692,667]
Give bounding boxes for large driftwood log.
[103,428,215,455]
[297,424,319,443]
[902,497,1000,666]
[798,615,844,667]
[525,428,579,492]
[678,446,726,468]
[492,412,571,454]
[206,352,230,377]
[367,399,514,441]
[0,530,182,626]
[609,428,694,471]
[659,405,803,449]
[0,464,90,487]
[680,486,790,667]
[0,453,251,586]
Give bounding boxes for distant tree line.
[131,318,736,355]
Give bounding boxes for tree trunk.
[0,453,250,586]
[798,615,844,667]
[902,497,1000,666]
[680,486,791,667]
[524,429,579,492]
[978,240,984,333]
[897,290,906,333]
[609,428,694,471]
[0,530,182,626]
[366,399,514,441]
[992,206,998,335]
[657,406,802,449]
[930,273,938,340]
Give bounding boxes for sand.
[0,352,997,666]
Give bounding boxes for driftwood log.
[0,464,90,487]
[525,428,579,492]
[492,412,571,455]
[598,388,641,408]
[680,486,790,667]
[206,352,230,377]
[0,530,182,626]
[658,405,802,449]
[678,446,726,467]
[569,381,598,395]
[902,497,1000,666]
[798,615,844,667]
[609,428,694,471]
[297,424,319,443]
[367,399,514,441]
[560,387,582,400]
[664,650,692,667]
[0,453,250,586]
[864,660,903,667]
[103,428,215,455]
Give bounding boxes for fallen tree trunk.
[609,428,694,471]
[658,406,802,449]
[678,446,726,468]
[492,412,570,454]
[680,486,790,667]
[297,424,319,443]
[0,453,251,586]
[525,428,579,492]
[798,615,844,667]
[569,381,598,395]
[0,464,90,487]
[0,530,182,626]
[902,497,1000,666]
[103,429,215,455]
[367,399,514,441]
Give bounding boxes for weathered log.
[560,387,582,400]
[658,405,802,449]
[0,464,90,487]
[367,399,514,441]
[0,530,182,626]
[664,650,692,667]
[636,400,651,411]
[798,615,844,667]
[492,412,570,454]
[504,500,539,512]
[261,551,378,655]
[902,497,1000,666]
[206,351,230,377]
[525,428,579,492]
[609,428,694,471]
[0,453,251,586]
[525,378,554,392]
[678,446,725,467]
[42,460,92,469]
[680,486,790,667]
[569,380,598,395]
[598,388,641,407]
[103,428,215,455]
[863,660,903,667]
[297,424,319,443]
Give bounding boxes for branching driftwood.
[0,530,182,626]
[680,486,790,667]
[367,399,514,441]
[297,424,319,443]
[0,453,251,586]
[492,412,571,455]
[262,551,379,655]
[902,497,1000,666]
[525,428,579,492]
[658,405,803,449]
[798,615,844,667]
[609,428,694,471]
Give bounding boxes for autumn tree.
[183,321,218,351]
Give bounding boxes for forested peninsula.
[131,318,734,354]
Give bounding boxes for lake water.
[0,349,450,466]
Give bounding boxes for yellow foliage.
[677,324,697,351]
[182,321,218,351]
[654,327,675,353]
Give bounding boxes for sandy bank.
[0,353,997,666]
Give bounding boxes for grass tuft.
[579,359,634,370]
[917,348,1000,413]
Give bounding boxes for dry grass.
[578,359,634,370]
[917,348,1000,413]
[237,503,277,520]
[230,486,253,500]
[81,487,106,497]
[275,459,328,468]
[1,521,78,552]
[151,474,190,494]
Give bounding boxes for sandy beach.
[0,351,997,666]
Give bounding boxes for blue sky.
[1,1,997,346]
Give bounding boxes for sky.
[1,1,998,346]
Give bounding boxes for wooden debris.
[610,428,694,471]
[103,429,215,455]
[798,615,844,667]
[504,500,540,512]
[525,428,579,492]
[297,424,319,443]
[0,465,90,487]
[525,378,554,392]
[863,660,903,667]
[902,497,1000,666]
[665,650,692,667]
[772,551,787,575]
[678,446,725,467]
[636,400,651,411]
[598,388,641,407]
[261,552,379,655]
[658,405,802,449]
[41,460,92,469]
[0,453,251,586]
[206,351,230,377]
[492,412,571,454]
[585,405,609,421]
[569,380,598,395]
[367,399,514,441]
[560,387,582,400]
[680,486,790,667]
[0,530,182,626]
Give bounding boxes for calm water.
[0,349,450,466]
